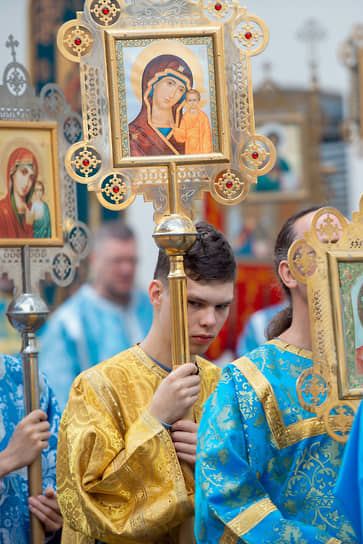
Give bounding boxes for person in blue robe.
[39,221,153,411]
[0,353,62,542]
[195,206,358,543]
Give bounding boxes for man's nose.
[200,307,217,327]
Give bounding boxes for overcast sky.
[247,0,362,99]
[0,0,361,102]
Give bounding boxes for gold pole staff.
[7,247,49,544]
[153,164,197,544]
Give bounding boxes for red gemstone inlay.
[226,181,233,188]
[252,151,259,159]
[113,186,120,193]
[245,32,252,39]
[102,7,110,14]
[74,37,82,46]
[82,159,89,166]
[215,3,222,11]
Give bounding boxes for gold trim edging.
[234,355,327,450]
[220,498,277,543]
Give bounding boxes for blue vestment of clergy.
[195,339,358,543]
[0,353,60,543]
[38,284,153,411]
[335,400,363,543]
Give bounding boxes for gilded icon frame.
[328,250,363,399]
[0,121,63,247]
[248,112,309,202]
[105,25,230,167]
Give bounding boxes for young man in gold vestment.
[56,220,237,544]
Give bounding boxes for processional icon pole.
[0,35,90,544]
[57,0,273,541]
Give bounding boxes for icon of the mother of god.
[0,147,38,238]
[128,54,193,156]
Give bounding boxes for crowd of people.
[0,212,360,544]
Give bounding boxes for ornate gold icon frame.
[329,250,363,399]
[105,25,230,167]
[0,121,63,247]
[57,0,274,218]
[289,200,363,442]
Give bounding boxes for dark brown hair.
[266,206,322,340]
[154,220,237,284]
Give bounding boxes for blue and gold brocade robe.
[195,339,358,544]
[57,344,220,544]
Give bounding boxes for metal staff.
[7,247,49,544]
[153,164,197,544]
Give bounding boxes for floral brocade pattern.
[195,340,358,544]
[57,345,220,544]
[0,354,60,544]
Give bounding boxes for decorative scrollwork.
[82,64,102,141]
[312,208,346,244]
[88,0,122,26]
[63,114,83,144]
[3,34,29,97]
[3,63,28,97]
[232,14,269,56]
[40,84,66,117]
[98,172,136,210]
[239,134,276,176]
[57,21,94,63]
[67,223,90,258]
[211,169,249,205]
[288,239,318,283]
[203,0,235,23]
[231,58,250,134]
[51,251,75,286]
[66,143,102,182]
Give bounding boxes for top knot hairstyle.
[154,220,237,284]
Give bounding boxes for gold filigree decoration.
[57,21,94,63]
[239,135,276,177]
[232,57,250,134]
[59,3,271,221]
[203,0,234,23]
[291,201,363,442]
[65,143,102,183]
[314,211,344,244]
[211,169,249,205]
[81,64,102,141]
[289,240,317,282]
[134,167,169,185]
[233,16,267,56]
[97,172,136,210]
[88,0,121,26]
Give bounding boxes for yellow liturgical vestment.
[57,344,221,544]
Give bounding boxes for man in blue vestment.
[39,221,153,411]
[0,353,62,542]
[195,207,358,544]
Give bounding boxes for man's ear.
[148,279,164,308]
[278,260,298,290]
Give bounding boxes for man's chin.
[190,341,212,357]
